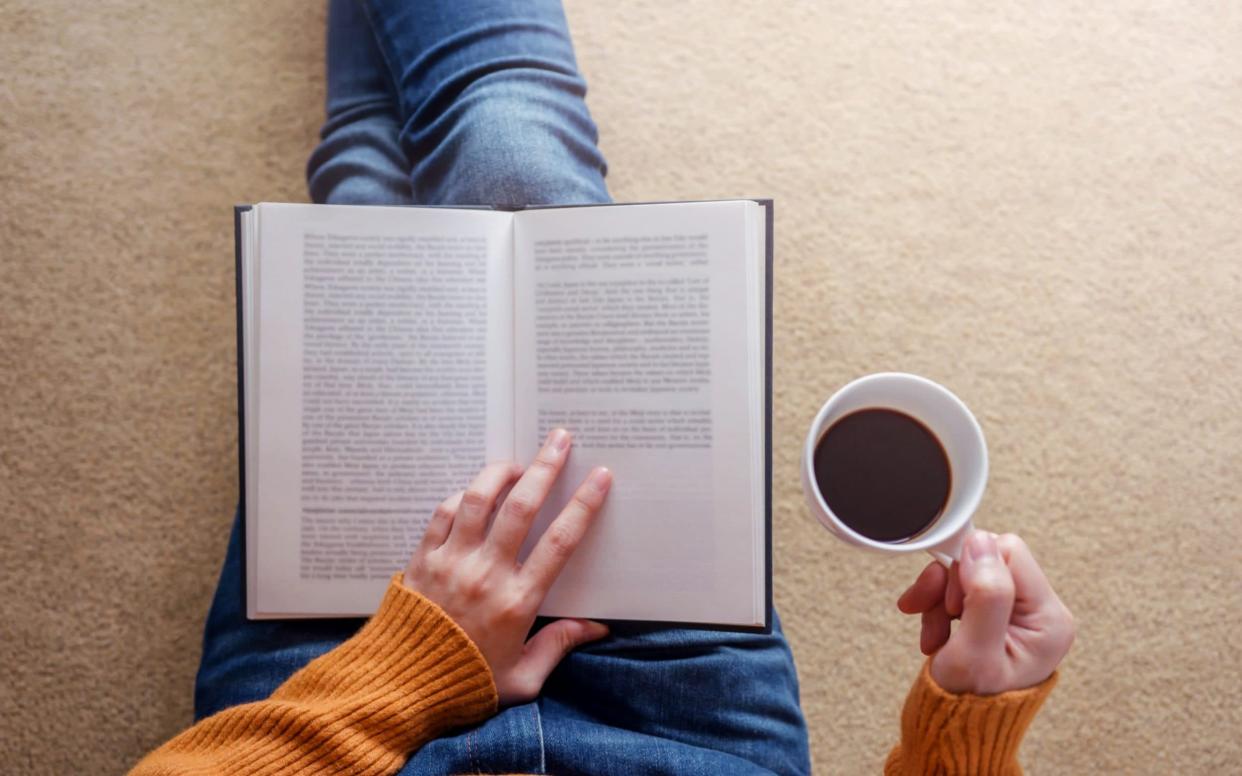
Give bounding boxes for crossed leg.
[197,2,809,773]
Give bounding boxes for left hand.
[896,530,1075,695]
[403,429,614,706]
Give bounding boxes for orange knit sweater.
[131,576,1056,775]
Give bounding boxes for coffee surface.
[813,408,951,542]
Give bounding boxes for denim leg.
[538,617,812,775]
[358,0,609,207]
[306,0,415,205]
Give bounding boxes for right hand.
[897,530,1075,695]
[403,429,613,705]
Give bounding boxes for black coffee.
[813,408,951,542]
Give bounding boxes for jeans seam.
[531,703,546,774]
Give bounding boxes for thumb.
[518,618,609,690]
[954,531,1015,656]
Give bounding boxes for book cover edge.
[234,204,252,619]
[761,198,774,634]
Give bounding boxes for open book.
[235,200,772,630]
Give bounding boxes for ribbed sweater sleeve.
[129,574,499,776]
[884,660,1057,775]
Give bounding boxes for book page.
[513,201,766,626]
[250,203,514,617]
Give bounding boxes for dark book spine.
[761,199,775,634]
[234,204,252,617]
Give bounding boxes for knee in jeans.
[421,96,604,208]
[307,109,414,206]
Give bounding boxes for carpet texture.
[2,1,1239,773]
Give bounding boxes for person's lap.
[198,512,808,774]
[200,2,810,772]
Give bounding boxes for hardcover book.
[235,199,772,630]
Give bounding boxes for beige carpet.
[2,1,1240,773]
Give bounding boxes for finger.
[994,533,1057,610]
[446,462,523,548]
[897,561,948,614]
[418,491,462,554]
[511,619,610,702]
[487,429,572,560]
[522,467,612,593]
[953,530,1016,655]
[920,602,952,655]
[945,561,963,617]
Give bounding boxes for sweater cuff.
[268,573,500,746]
[886,660,1057,775]
[132,576,498,776]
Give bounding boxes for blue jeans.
[199,2,810,773]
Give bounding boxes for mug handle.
[928,520,973,567]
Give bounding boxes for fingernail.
[589,467,613,492]
[968,531,999,562]
[548,428,570,452]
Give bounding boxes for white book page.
[251,203,514,617]
[513,201,765,626]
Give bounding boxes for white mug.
[801,372,988,566]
